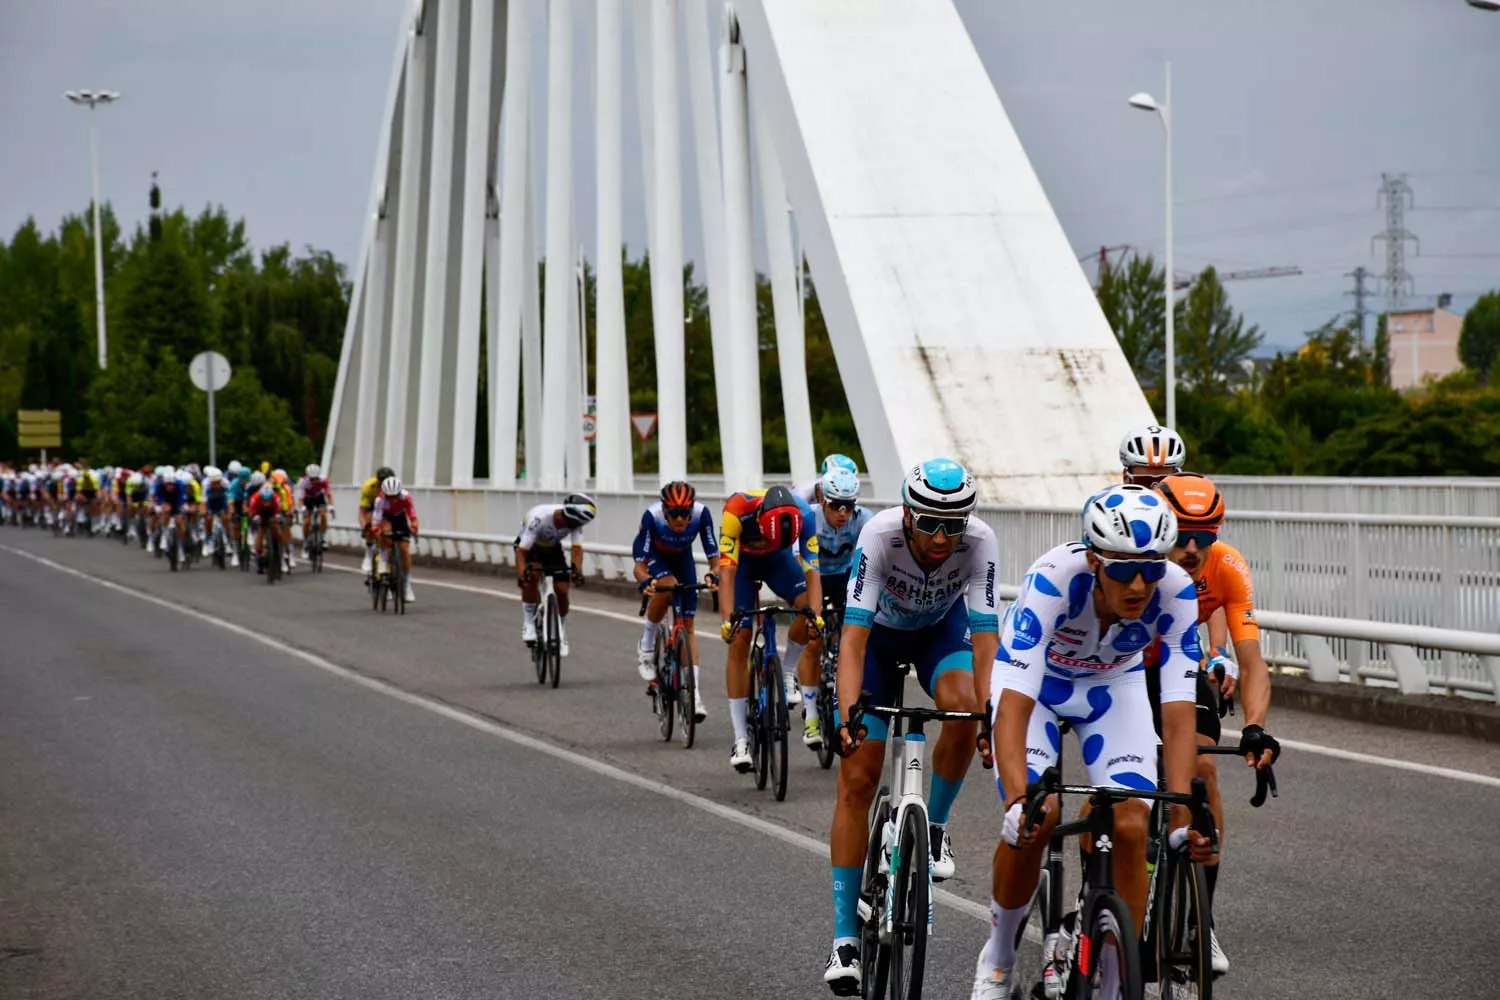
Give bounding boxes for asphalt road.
[3,528,1499,999]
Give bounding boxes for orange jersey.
[1191,540,1260,644]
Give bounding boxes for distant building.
[1387,307,1463,389]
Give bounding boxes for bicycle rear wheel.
[657,628,675,742]
[392,560,406,615]
[749,644,769,790]
[887,807,930,1000]
[1074,892,1143,1000]
[1154,853,1213,1000]
[816,650,838,770]
[546,592,561,688]
[167,527,180,572]
[768,658,789,802]
[676,626,696,749]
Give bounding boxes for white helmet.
[1119,424,1186,472]
[1082,485,1177,556]
[821,467,860,503]
[900,458,977,516]
[249,471,267,487]
[306,463,322,479]
[381,475,403,496]
[157,465,176,481]
[561,491,597,526]
[227,460,242,477]
[204,466,223,481]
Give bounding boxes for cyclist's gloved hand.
[720,619,735,643]
[637,577,653,593]
[1002,801,1025,847]
[569,562,585,586]
[704,572,719,587]
[813,614,825,632]
[1169,825,1218,863]
[975,700,994,770]
[1239,724,1281,769]
[1210,647,1239,701]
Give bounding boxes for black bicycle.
[730,604,817,802]
[814,601,843,770]
[306,519,325,573]
[1016,767,1218,1000]
[639,582,717,747]
[264,523,283,585]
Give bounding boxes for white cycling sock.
[802,686,819,716]
[783,639,805,673]
[729,697,750,742]
[986,899,1028,975]
[522,603,537,626]
[692,664,702,694]
[640,620,659,652]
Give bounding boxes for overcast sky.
[4,0,1497,353]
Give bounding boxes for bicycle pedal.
[856,899,873,923]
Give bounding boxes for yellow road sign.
[18,434,62,449]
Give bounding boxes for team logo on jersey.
[1010,608,1044,651]
[852,552,869,600]
[985,562,996,607]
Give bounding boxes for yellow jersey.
[360,477,381,512]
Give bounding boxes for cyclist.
[1152,472,1280,975]
[971,484,1212,1000]
[1119,422,1187,487]
[717,484,822,770]
[269,470,296,570]
[297,463,334,558]
[359,466,395,575]
[76,464,100,532]
[247,481,289,572]
[632,480,720,720]
[794,452,859,505]
[516,492,596,656]
[824,458,997,995]
[372,475,419,603]
[151,466,191,560]
[805,466,873,747]
[226,464,253,565]
[201,467,231,558]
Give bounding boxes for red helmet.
[754,486,803,549]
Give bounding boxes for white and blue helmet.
[821,467,860,502]
[901,458,977,516]
[819,453,859,476]
[1083,484,1177,556]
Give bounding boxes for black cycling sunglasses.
[826,499,857,512]
[1095,555,1169,584]
[911,512,967,537]
[664,506,694,519]
[1176,529,1218,549]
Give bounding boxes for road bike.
[639,581,717,748]
[814,600,844,770]
[847,670,989,1000]
[730,603,816,802]
[524,566,562,687]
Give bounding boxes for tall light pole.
[1129,64,1175,428]
[64,89,121,371]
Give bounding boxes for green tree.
[1096,252,1165,385]
[1458,291,1500,382]
[1174,266,1263,392]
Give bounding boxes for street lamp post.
[1128,64,1175,428]
[64,89,121,371]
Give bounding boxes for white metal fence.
[336,484,1500,701]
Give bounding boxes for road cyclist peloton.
[359,466,397,575]
[716,484,823,770]
[515,492,597,656]
[632,480,720,720]
[973,483,1214,1000]
[824,457,1000,996]
[1147,469,1281,976]
[371,475,420,603]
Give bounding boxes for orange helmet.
[660,481,696,510]
[1155,473,1226,530]
[271,469,289,486]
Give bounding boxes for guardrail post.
[1299,634,1343,684]
[1485,657,1500,701]
[1349,523,1367,683]
[1387,644,1431,697]
[1439,525,1458,695]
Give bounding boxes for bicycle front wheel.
[675,626,696,749]
[749,645,769,790]
[1074,892,1143,1000]
[768,658,789,802]
[815,650,838,770]
[658,635,676,742]
[545,592,561,688]
[887,807,930,1000]
[1155,854,1213,1000]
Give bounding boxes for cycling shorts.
[303,494,327,510]
[1145,665,1221,744]
[990,668,1159,804]
[384,513,412,540]
[853,598,973,744]
[157,495,187,514]
[519,542,569,581]
[732,550,807,613]
[645,550,699,617]
[205,492,229,515]
[820,571,850,611]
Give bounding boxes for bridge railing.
[330,484,1500,702]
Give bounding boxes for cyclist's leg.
[724,559,763,749]
[919,599,982,827]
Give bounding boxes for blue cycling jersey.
[632,500,719,561]
[816,504,874,576]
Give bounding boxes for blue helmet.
[259,484,275,501]
[819,453,859,476]
[821,467,860,502]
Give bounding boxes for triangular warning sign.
[631,412,657,440]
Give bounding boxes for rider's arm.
[995,684,1037,807]
[696,504,720,561]
[1219,548,1271,729]
[717,504,743,625]
[632,510,654,585]
[1156,570,1208,824]
[965,523,1003,683]
[835,620,870,731]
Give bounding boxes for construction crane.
[1175,265,1302,291]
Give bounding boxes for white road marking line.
[326,563,1500,789]
[3,543,989,923]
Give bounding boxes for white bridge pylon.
[323,0,1153,505]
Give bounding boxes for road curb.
[1270,673,1500,744]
